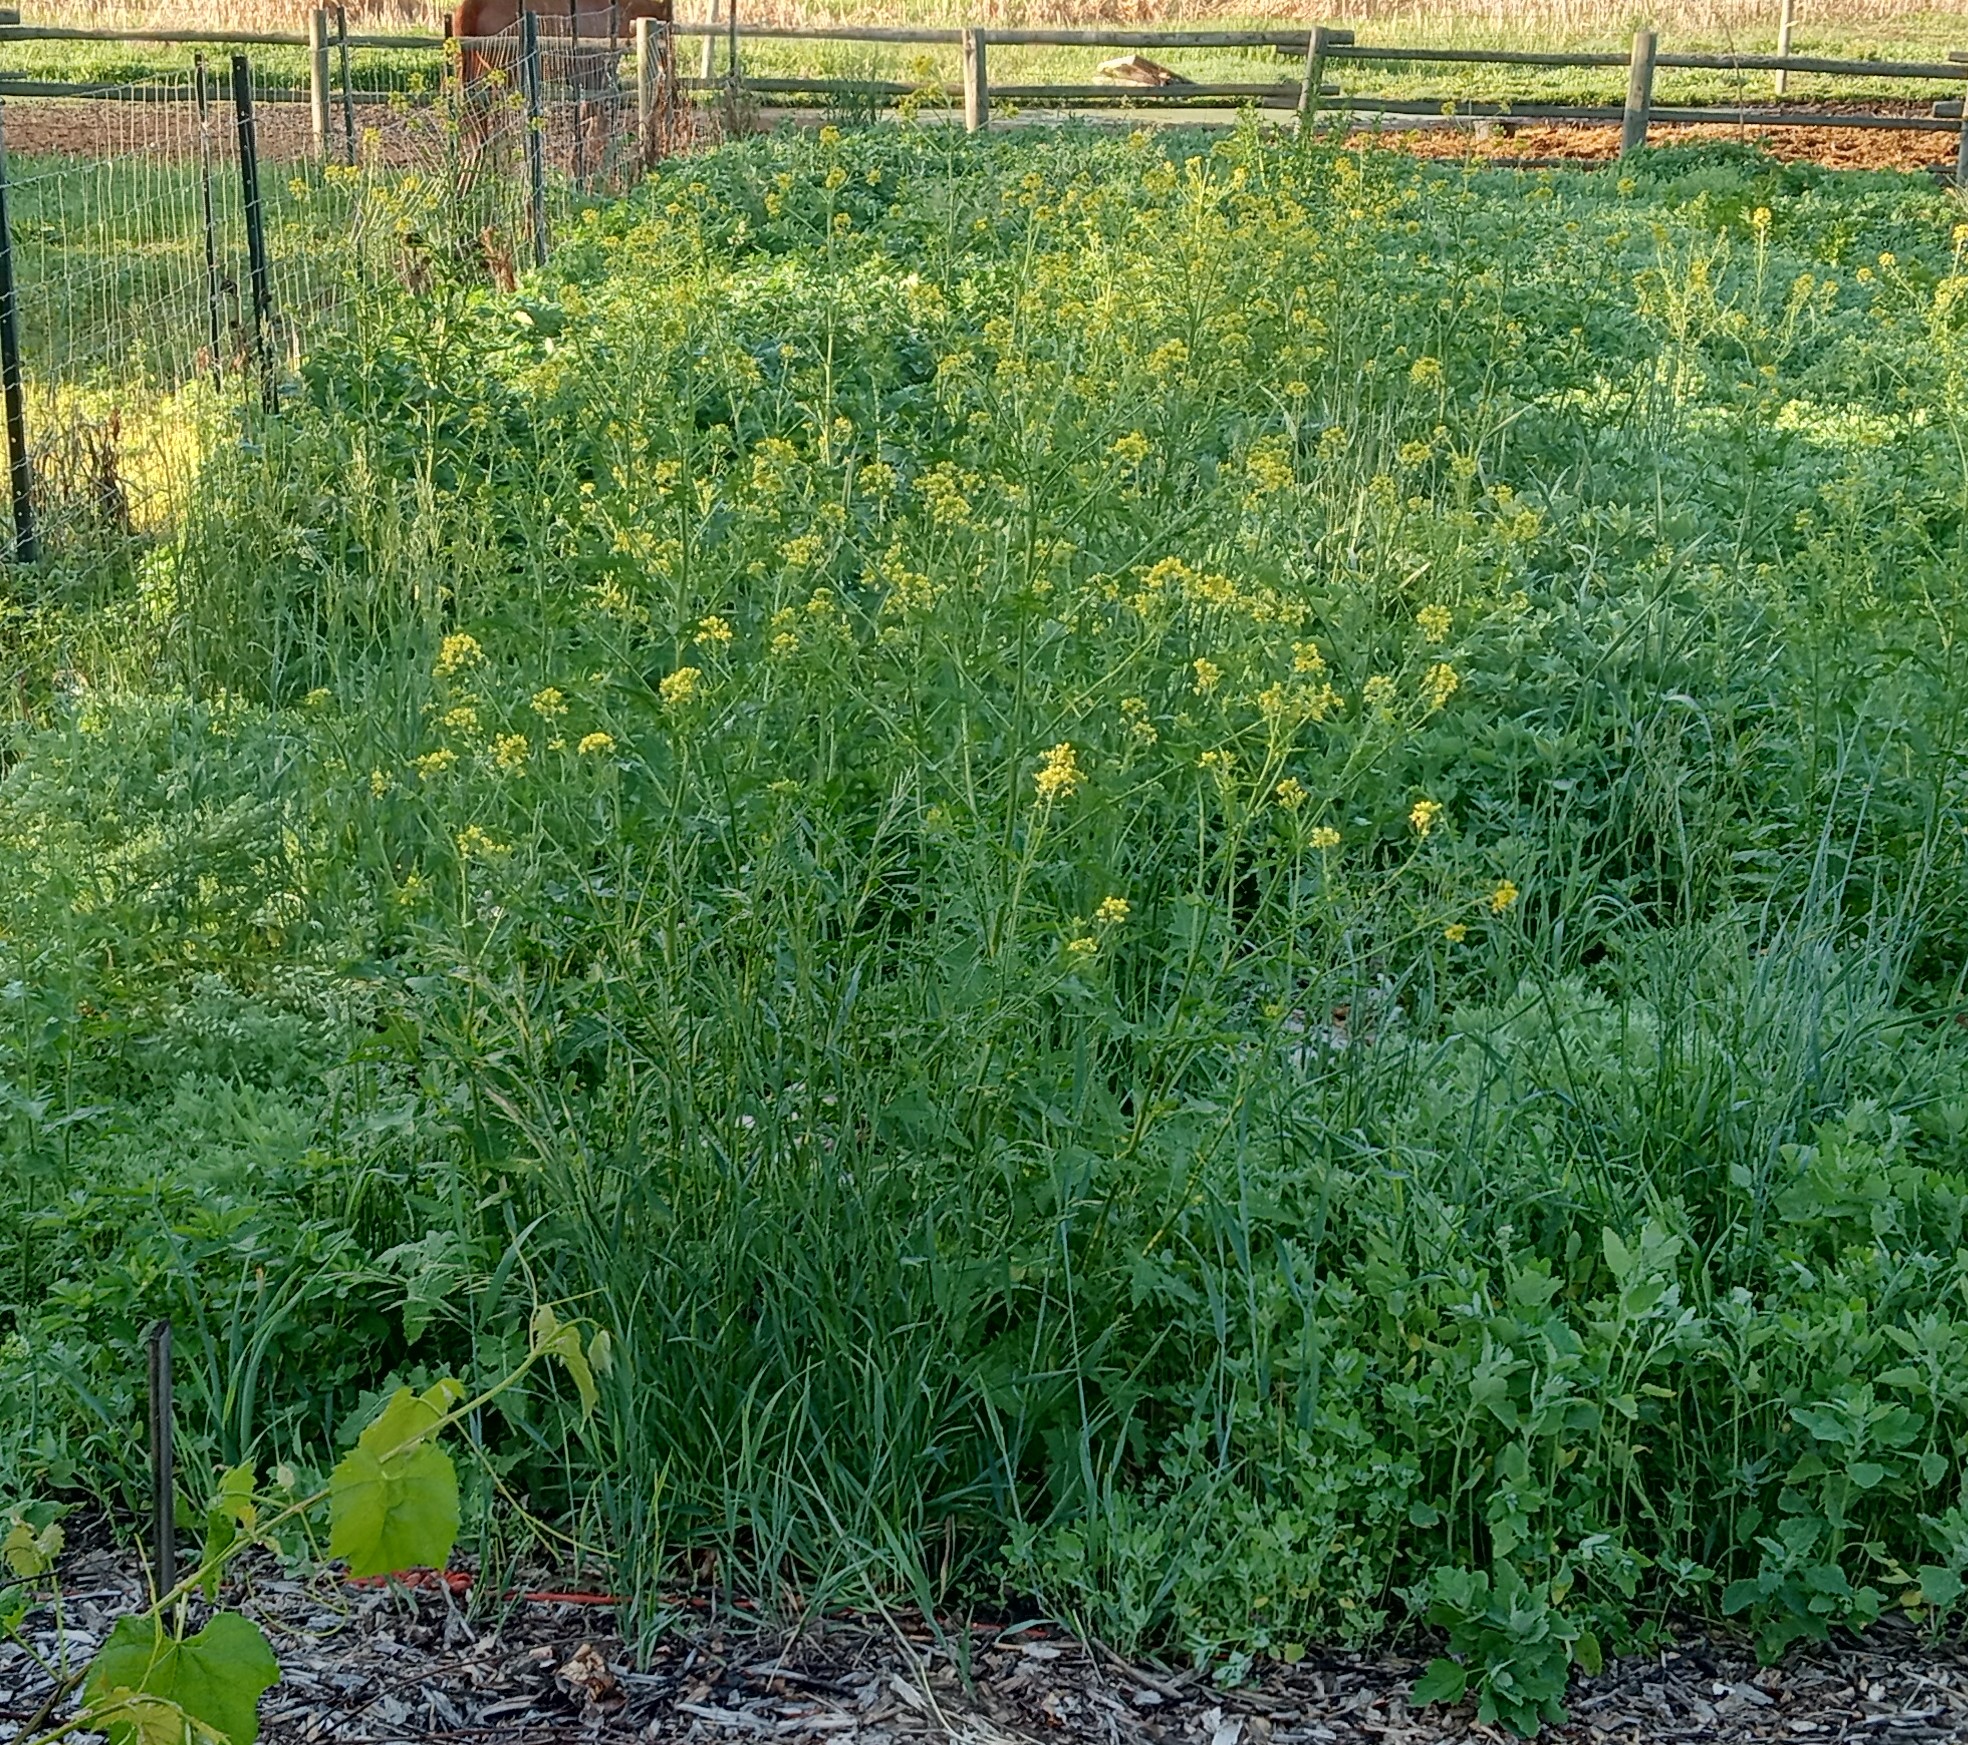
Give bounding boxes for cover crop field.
[7,121,1968,1730]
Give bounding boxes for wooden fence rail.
[0,15,1963,180]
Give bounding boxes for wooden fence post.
[307,7,330,160]
[1955,51,1968,186]
[1298,24,1349,125]
[963,26,988,133]
[1774,0,1795,96]
[1621,28,1656,157]
[635,14,659,167]
[701,0,719,81]
[335,4,356,164]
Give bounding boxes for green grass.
[7,120,1968,1729]
[2,10,1965,114]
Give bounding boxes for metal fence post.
[308,8,331,160]
[147,1320,175,1596]
[335,4,357,165]
[962,26,988,133]
[520,9,548,267]
[193,54,223,375]
[231,54,274,402]
[0,99,36,564]
[1621,29,1656,158]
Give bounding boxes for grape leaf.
[83,1613,278,1745]
[3,1516,61,1579]
[530,1305,598,1415]
[327,1382,461,1578]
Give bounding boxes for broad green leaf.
[1411,1658,1467,1707]
[1721,1577,1766,1614]
[326,1383,462,1578]
[1601,1228,1633,1283]
[3,1516,61,1579]
[1919,1565,1964,1609]
[86,1688,216,1745]
[214,1464,258,1531]
[83,1612,278,1745]
[1574,1630,1604,1676]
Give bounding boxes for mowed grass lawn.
[6,122,1968,1728]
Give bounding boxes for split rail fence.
[0,8,1964,560]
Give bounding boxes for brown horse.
[451,0,673,90]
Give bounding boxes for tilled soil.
[0,94,1960,176]
[1375,118,1960,175]
[7,1548,1968,1743]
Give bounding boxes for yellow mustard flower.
[578,731,615,756]
[369,768,391,798]
[660,666,702,709]
[1309,825,1340,850]
[1035,741,1083,802]
[1095,896,1130,925]
[434,632,484,678]
[696,614,735,646]
[1410,797,1442,836]
[531,687,567,719]
[456,824,507,859]
[1416,604,1452,643]
[1275,776,1307,809]
[1192,657,1222,695]
[1490,878,1520,913]
[413,748,457,778]
[493,733,529,773]
[1424,662,1460,710]
[1444,921,1468,942]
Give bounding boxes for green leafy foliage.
[82,1613,278,1745]
[9,122,1968,1728]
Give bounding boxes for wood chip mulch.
[6,1548,1968,1742]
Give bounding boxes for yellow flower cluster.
[1410,798,1442,837]
[1035,741,1083,801]
[1416,604,1452,643]
[661,666,702,709]
[1095,896,1130,925]
[1423,662,1460,711]
[434,632,484,678]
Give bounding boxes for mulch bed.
[7,1546,1968,1742]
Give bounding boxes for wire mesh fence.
[0,22,682,558]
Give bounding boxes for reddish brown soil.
[1359,117,1958,174]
